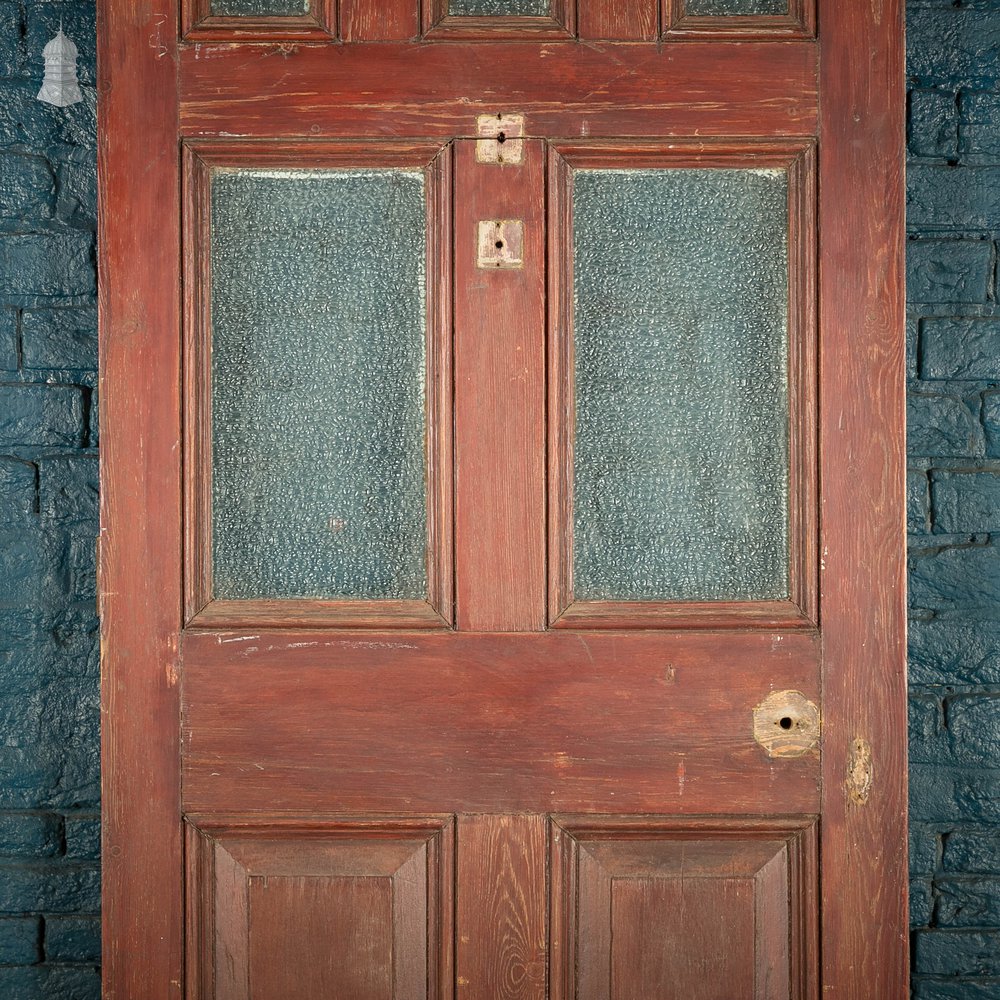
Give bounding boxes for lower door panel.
[185,814,817,1000]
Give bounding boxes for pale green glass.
[685,0,787,14]
[449,0,548,14]
[572,168,790,602]
[210,168,428,601]
[210,0,309,14]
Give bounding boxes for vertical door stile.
[453,137,548,632]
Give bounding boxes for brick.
[946,696,1000,766]
[0,966,100,1000]
[909,8,1000,85]
[907,240,992,303]
[44,916,100,964]
[922,318,1000,380]
[0,458,36,518]
[64,525,96,601]
[910,695,946,764]
[910,543,1000,613]
[945,830,1000,873]
[0,232,94,303]
[0,385,83,447]
[909,164,1000,229]
[0,3,21,78]
[911,825,940,876]
[915,929,1000,976]
[983,392,1000,456]
[910,469,930,533]
[0,746,62,810]
[961,90,1000,155]
[0,154,53,222]
[0,812,60,858]
[937,876,1000,926]
[0,862,99,913]
[911,765,1000,823]
[908,391,985,458]
[38,456,97,522]
[911,89,959,157]
[0,524,59,605]
[933,470,1000,533]
[910,619,1000,686]
[915,981,1000,1000]
[55,151,96,229]
[911,878,934,927]
[63,815,98,861]
[0,917,40,965]
[48,610,99,681]
[21,307,97,371]
[0,308,15,370]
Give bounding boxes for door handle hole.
[778,716,794,730]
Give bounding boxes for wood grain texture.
[182,139,454,629]
[341,0,419,40]
[456,816,546,1000]
[550,816,818,1000]
[547,140,818,630]
[181,629,821,814]
[178,41,819,141]
[818,0,909,994]
[186,816,455,1000]
[578,0,659,40]
[98,3,183,998]
[454,139,546,631]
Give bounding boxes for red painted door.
[98,1,908,996]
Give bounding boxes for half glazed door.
[98,1,908,998]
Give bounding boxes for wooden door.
[98,1,907,997]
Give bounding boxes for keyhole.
[495,240,504,249]
[497,132,507,144]
[778,716,794,730]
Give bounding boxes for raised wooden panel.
[663,0,814,38]
[181,630,821,815]
[182,140,453,630]
[186,817,454,1000]
[578,0,659,39]
[550,817,818,1000]
[182,0,336,40]
[547,140,817,631]
[178,43,819,141]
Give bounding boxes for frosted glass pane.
[210,0,309,14]
[449,0,548,15]
[572,168,789,602]
[685,0,787,14]
[210,168,428,601]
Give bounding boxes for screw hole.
[779,716,794,730]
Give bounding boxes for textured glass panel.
[210,168,428,601]
[572,168,789,602]
[449,0,548,15]
[210,0,309,16]
[685,0,787,15]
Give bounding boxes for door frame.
[97,2,907,995]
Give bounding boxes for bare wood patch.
[753,689,821,758]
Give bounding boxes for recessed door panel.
[551,817,818,1000]
[187,819,453,1000]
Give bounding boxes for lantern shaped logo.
[37,28,83,108]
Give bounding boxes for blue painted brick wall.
[0,1,99,998]
[909,0,1000,996]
